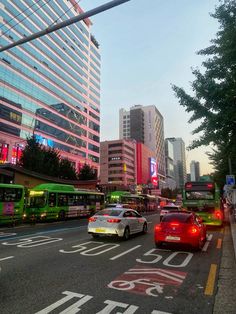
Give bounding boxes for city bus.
[182,181,223,226]
[0,183,25,225]
[106,190,131,204]
[24,183,105,221]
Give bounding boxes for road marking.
[216,238,222,249]
[110,245,141,260]
[0,256,14,261]
[205,264,217,295]
[202,234,213,252]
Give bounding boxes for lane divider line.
[205,264,217,295]
[110,245,141,260]
[216,238,222,249]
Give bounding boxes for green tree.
[78,163,97,180]
[19,136,78,180]
[59,158,77,180]
[172,0,236,188]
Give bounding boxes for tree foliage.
[78,163,97,180]
[19,136,78,180]
[172,0,236,188]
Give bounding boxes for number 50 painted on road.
[136,249,193,268]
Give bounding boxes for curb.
[229,213,236,261]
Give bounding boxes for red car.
[154,211,207,250]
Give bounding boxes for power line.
[0,0,51,38]
[0,0,131,53]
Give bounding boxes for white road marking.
[0,256,14,261]
[110,245,142,260]
[202,234,213,252]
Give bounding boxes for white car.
[88,208,148,240]
[160,205,181,221]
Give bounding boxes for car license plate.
[95,228,105,233]
[166,236,180,241]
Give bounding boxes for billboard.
[149,157,158,186]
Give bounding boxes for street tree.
[78,163,97,180]
[19,136,78,180]
[172,0,236,188]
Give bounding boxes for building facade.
[190,160,200,181]
[166,137,187,189]
[136,142,156,186]
[164,138,176,190]
[0,1,100,173]
[119,105,165,186]
[100,139,136,189]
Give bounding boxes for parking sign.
[226,175,235,185]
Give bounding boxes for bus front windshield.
[27,191,47,208]
[186,191,214,200]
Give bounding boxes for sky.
[81,0,221,175]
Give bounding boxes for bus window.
[58,194,68,206]
[48,193,56,207]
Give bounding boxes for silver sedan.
[88,207,148,240]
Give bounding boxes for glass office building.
[0,0,101,172]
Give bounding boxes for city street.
[0,213,226,314]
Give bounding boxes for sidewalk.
[213,208,236,314]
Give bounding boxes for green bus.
[24,183,105,221]
[182,181,223,226]
[0,183,25,225]
[106,190,131,204]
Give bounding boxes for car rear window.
[162,213,192,223]
[162,206,179,210]
[96,209,122,216]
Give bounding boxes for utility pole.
[0,0,131,53]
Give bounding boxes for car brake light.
[88,217,97,222]
[207,183,213,188]
[189,226,199,235]
[214,211,222,220]
[107,218,121,223]
[170,222,179,227]
[155,225,162,231]
[186,183,192,188]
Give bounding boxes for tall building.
[166,137,187,189]
[100,139,136,189]
[164,138,176,190]
[0,1,100,172]
[119,105,165,186]
[190,160,200,181]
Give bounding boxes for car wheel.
[92,234,99,239]
[155,241,162,248]
[123,227,130,240]
[142,222,148,234]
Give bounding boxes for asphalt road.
[0,214,225,314]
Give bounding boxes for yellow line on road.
[205,264,217,295]
[216,238,222,249]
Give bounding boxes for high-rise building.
[166,137,187,189]
[119,105,165,186]
[100,139,136,189]
[190,160,200,181]
[0,1,100,172]
[164,139,176,190]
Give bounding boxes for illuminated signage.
[149,157,158,186]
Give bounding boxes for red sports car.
[154,211,207,250]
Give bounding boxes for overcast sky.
[81,0,220,174]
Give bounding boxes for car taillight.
[88,217,97,222]
[189,226,199,235]
[155,224,162,231]
[107,218,121,223]
[170,222,179,227]
[214,211,222,220]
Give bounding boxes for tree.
[78,163,97,180]
[19,136,78,180]
[172,0,236,188]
